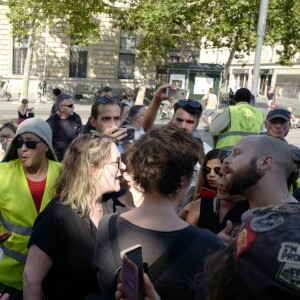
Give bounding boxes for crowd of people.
[0,83,300,300]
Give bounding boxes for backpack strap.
[108,213,120,268]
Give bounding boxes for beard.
[224,157,264,195]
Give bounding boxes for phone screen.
[120,245,144,300]
[120,127,135,141]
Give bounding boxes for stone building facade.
[200,46,300,100]
[0,1,156,102]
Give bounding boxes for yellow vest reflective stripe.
[0,158,60,291]
[0,212,32,236]
[216,104,264,150]
[1,244,26,263]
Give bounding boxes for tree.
[6,0,113,99]
[114,0,300,91]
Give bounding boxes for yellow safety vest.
[216,103,264,150]
[0,159,60,290]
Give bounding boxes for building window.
[12,36,28,75]
[118,29,136,79]
[69,45,88,78]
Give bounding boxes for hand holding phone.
[120,127,135,142]
[166,88,190,100]
[120,244,144,300]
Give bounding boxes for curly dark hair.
[124,124,201,197]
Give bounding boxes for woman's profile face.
[202,158,222,189]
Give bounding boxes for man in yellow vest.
[0,118,60,299]
[210,88,264,151]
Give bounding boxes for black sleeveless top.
[197,197,249,234]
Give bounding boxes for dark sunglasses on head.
[177,99,202,109]
[96,96,121,104]
[14,140,44,149]
[62,104,74,108]
[202,166,221,175]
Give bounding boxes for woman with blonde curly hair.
[23,133,126,300]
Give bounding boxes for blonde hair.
[54,134,115,216]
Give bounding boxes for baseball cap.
[2,117,57,162]
[266,109,291,121]
[234,203,300,300]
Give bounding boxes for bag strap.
[108,214,199,286]
[108,213,120,268]
[108,214,122,294]
[148,227,199,283]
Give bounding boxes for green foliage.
[113,0,300,67]
[7,0,114,45]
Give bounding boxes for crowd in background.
[0,83,300,300]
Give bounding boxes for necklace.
[279,193,290,204]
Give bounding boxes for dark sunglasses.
[96,96,121,104]
[89,130,118,145]
[127,95,134,98]
[14,140,44,149]
[177,99,202,109]
[202,166,221,175]
[62,104,74,108]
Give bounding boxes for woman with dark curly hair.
[93,124,223,300]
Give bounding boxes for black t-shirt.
[93,214,223,300]
[83,117,96,134]
[28,198,100,300]
[50,103,56,116]
[46,112,82,161]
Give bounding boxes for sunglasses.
[202,166,221,175]
[89,130,118,147]
[109,156,123,169]
[62,104,74,108]
[127,95,134,98]
[14,140,44,149]
[177,99,202,109]
[96,96,121,104]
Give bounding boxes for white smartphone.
[166,88,190,99]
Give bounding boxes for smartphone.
[120,244,144,300]
[166,88,190,99]
[198,187,216,198]
[119,127,135,141]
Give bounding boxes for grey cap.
[2,117,57,162]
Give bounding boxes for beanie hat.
[233,88,252,103]
[2,117,57,162]
[234,203,300,300]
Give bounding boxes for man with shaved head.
[218,135,298,244]
[222,135,297,208]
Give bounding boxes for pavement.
[0,97,299,148]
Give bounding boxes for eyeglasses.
[61,104,74,108]
[96,96,121,104]
[14,140,44,149]
[0,135,13,142]
[109,156,123,169]
[202,166,221,175]
[127,95,134,98]
[177,99,202,109]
